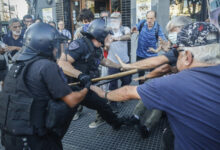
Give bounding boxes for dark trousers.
[108,67,131,106]
[108,67,131,90]
[71,86,120,127]
[136,56,154,85]
[136,56,146,85]
[1,131,62,150]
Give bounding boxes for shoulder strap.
[139,20,146,33]
[155,24,160,41]
[82,37,95,60]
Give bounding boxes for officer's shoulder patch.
[69,41,79,50]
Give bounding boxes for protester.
[3,18,23,55]
[107,12,131,110]
[91,22,220,150]
[126,16,193,141]
[0,23,88,150]
[58,20,72,42]
[58,19,126,129]
[74,8,94,40]
[21,14,33,35]
[34,17,43,23]
[132,10,167,84]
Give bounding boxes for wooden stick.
[68,69,138,86]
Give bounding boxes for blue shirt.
[137,65,220,150]
[3,31,23,56]
[3,31,23,47]
[136,20,166,58]
[59,29,72,40]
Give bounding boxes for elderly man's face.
[58,21,65,30]
[10,22,22,36]
[146,12,156,28]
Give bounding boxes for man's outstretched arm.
[116,48,177,70]
[116,54,169,70]
[90,85,141,101]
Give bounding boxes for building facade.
[28,0,208,62]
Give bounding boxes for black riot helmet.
[15,23,64,61]
[81,18,111,44]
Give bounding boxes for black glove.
[78,73,91,88]
[164,48,178,65]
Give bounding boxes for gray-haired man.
[3,18,23,55]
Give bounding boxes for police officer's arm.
[57,53,82,78]
[90,85,141,101]
[61,88,88,108]
[100,58,121,69]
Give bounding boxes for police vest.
[0,56,76,137]
[73,37,103,79]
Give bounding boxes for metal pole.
[8,0,11,19]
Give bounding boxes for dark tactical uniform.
[0,23,76,150]
[66,37,123,129]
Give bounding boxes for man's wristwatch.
[105,91,109,100]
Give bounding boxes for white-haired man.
[91,22,220,150]
[3,18,23,56]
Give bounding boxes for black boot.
[111,116,130,130]
[126,116,149,138]
[125,115,140,126]
[136,125,149,139]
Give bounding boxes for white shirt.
[107,26,130,64]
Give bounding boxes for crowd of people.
[0,8,219,150]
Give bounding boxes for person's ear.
[184,50,193,66]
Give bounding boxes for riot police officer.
[58,18,125,129]
[0,23,89,150]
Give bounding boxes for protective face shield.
[168,32,178,44]
[109,17,121,30]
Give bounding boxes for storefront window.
[85,0,107,17]
[170,0,202,20]
[111,0,121,12]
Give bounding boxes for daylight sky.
[10,0,28,19]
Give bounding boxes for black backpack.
[138,20,160,41]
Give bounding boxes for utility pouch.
[46,99,76,138]
[0,93,34,135]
